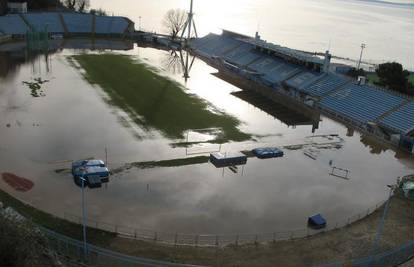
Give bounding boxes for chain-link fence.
[63,199,387,247]
[41,225,414,267]
[314,238,414,267]
[41,227,204,267]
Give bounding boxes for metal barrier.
[63,199,387,247]
[40,227,204,267]
[41,225,414,267]
[314,239,414,267]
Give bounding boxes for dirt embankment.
[108,192,414,267]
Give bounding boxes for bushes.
[0,216,50,267]
[375,62,413,95]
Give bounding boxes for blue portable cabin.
[308,214,327,229]
[252,147,284,159]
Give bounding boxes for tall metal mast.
[181,0,198,41]
[357,43,366,70]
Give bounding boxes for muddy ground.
[108,192,414,267]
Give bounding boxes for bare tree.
[63,0,89,12]
[163,9,187,40]
[76,0,89,12]
[64,0,76,10]
[162,50,183,75]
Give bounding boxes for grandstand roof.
[0,12,132,36]
[242,38,325,65]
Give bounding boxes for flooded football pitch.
[0,42,413,234]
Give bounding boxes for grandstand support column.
[18,14,33,32]
[91,14,96,39]
[59,14,69,38]
[181,0,198,44]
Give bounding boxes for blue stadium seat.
[300,73,348,97]
[0,15,28,35]
[379,102,414,134]
[62,13,93,33]
[320,84,407,124]
[285,72,323,90]
[95,15,129,34]
[23,13,64,33]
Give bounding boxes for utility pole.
[139,16,142,31]
[357,43,366,70]
[80,177,88,258]
[181,0,198,42]
[370,183,396,265]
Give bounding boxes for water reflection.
[0,43,413,234]
[0,50,45,79]
[360,135,388,155]
[161,50,183,75]
[0,39,135,80]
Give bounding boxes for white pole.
[357,43,366,70]
[187,0,194,40]
[81,177,87,258]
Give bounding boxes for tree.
[375,62,410,93]
[16,0,62,10]
[62,0,89,12]
[346,67,366,78]
[90,8,107,16]
[163,9,187,40]
[64,0,76,10]
[0,216,60,266]
[75,0,89,12]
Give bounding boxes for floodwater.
[0,40,413,235]
[95,0,414,70]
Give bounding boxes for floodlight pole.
[80,177,87,258]
[181,0,198,42]
[187,0,194,39]
[357,43,366,70]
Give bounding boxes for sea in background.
[1,0,414,235]
[94,0,414,70]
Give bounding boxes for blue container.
[308,214,327,229]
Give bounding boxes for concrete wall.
[0,34,11,44]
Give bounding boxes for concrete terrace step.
[319,79,353,99]
[375,99,413,123]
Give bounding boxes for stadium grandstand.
[0,12,134,37]
[190,30,414,153]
